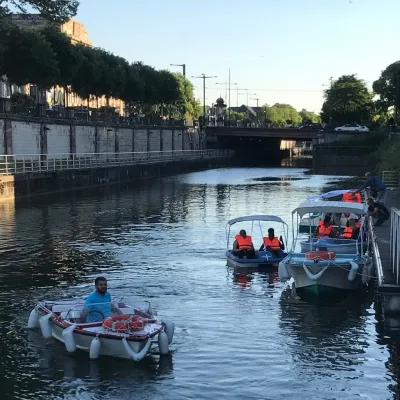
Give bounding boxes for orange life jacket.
[317,224,333,237]
[235,235,253,250]
[343,192,361,203]
[263,236,280,251]
[356,221,361,229]
[318,220,324,227]
[342,227,353,239]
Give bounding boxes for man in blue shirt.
[354,172,387,202]
[81,277,123,323]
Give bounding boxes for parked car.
[299,123,324,130]
[334,124,369,132]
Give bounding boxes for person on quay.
[259,228,285,258]
[315,215,336,238]
[81,277,123,323]
[354,172,387,202]
[233,229,256,259]
[367,197,390,227]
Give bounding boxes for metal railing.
[390,208,400,285]
[368,216,384,286]
[382,170,399,189]
[0,150,234,175]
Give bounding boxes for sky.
[74,0,400,113]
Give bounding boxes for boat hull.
[50,321,150,359]
[226,250,287,269]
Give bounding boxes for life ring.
[305,251,336,261]
[102,315,146,333]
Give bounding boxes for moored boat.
[27,299,175,361]
[278,200,373,297]
[226,215,288,269]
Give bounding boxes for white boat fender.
[89,336,101,360]
[278,259,291,282]
[348,261,359,282]
[158,331,169,355]
[302,263,329,281]
[62,323,77,352]
[162,320,175,345]
[39,313,53,339]
[28,307,40,329]
[121,337,152,362]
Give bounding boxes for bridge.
[206,126,320,141]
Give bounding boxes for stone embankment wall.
[0,115,201,157]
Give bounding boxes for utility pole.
[250,97,259,124]
[228,68,231,127]
[170,63,186,77]
[192,74,217,124]
[396,73,399,124]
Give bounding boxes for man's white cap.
[365,172,371,176]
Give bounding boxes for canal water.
[0,167,399,400]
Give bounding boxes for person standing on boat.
[233,229,256,259]
[259,228,285,258]
[354,172,387,202]
[314,215,336,238]
[81,277,123,323]
[367,198,390,227]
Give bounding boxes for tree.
[40,26,82,87]
[260,103,302,126]
[299,108,321,124]
[373,61,400,121]
[1,0,79,22]
[320,74,373,125]
[2,26,59,88]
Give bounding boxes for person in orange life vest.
[342,219,358,239]
[314,215,336,238]
[233,229,256,259]
[259,228,285,258]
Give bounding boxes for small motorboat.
[299,189,361,233]
[279,200,373,297]
[226,214,289,269]
[27,299,175,361]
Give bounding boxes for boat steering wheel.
[87,309,105,321]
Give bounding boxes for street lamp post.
[170,63,186,77]
[322,76,333,126]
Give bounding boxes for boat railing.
[368,215,383,286]
[390,208,400,285]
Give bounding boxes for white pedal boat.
[27,299,175,362]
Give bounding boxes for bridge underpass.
[206,127,319,166]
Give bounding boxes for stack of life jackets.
[263,236,280,251]
[343,192,362,203]
[235,235,253,250]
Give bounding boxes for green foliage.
[10,92,35,112]
[374,136,400,176]
[299,108,321,124]
[260,103,302,126]
[1,0,79,22]
[372,61,400,115]
[2,25,59,88]
[320,75,373,125]
[228,110,246,121]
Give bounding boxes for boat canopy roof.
[227,215,287,226]
[292,200,368,217]
[307,189,357,201]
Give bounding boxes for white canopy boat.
[278,200,373,297]
[27,299,175,362]
[299,189,361,233]
[225,214,289,269]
